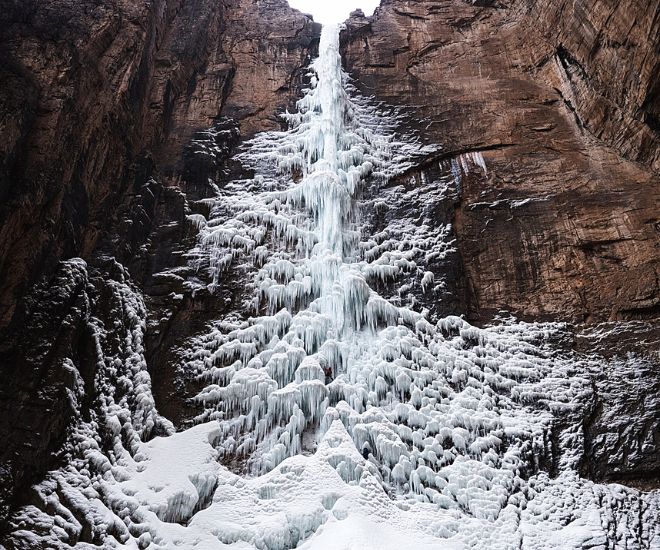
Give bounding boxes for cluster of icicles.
[186,24,559,519]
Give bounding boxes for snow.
[6,23,660,550]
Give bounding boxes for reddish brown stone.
[0,0,319,329]
[342,0,659,322]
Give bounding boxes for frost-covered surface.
[6,24,660,550]
[6,259,175,549]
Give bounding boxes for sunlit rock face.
[2,20,659,550]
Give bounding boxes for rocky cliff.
[0,0,319,528]
[342,0,659,323]
[0,0,319,329]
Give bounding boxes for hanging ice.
[187,24,454,473]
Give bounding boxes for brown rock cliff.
[0,0,319,329]
[342,0,659,322]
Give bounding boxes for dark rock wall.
[576,321,660,487]
[0,0,319,329]
[0,0,319,528]
[342,0,659,323]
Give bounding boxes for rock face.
[342,0,659,323]
[0,0,318,329]
[0,0,319,529]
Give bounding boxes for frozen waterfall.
[188,23,457,474]
[8,23,659,550]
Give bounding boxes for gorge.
[0,0,658,548]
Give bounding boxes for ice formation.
[6,24,659,550]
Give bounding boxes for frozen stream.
[8,24,660,550]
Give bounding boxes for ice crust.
[7,24,660,550]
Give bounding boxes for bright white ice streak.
[191,23,411,470]
[189,24,549,491]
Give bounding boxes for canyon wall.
[342,0,659,323]
[0,0,658,538]
[0,0,319,526]
[0,0,318,329]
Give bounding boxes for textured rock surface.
[0,0,318,329]
[0,0,319,529]
[342,0,660,323]
[575,321,660,487]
